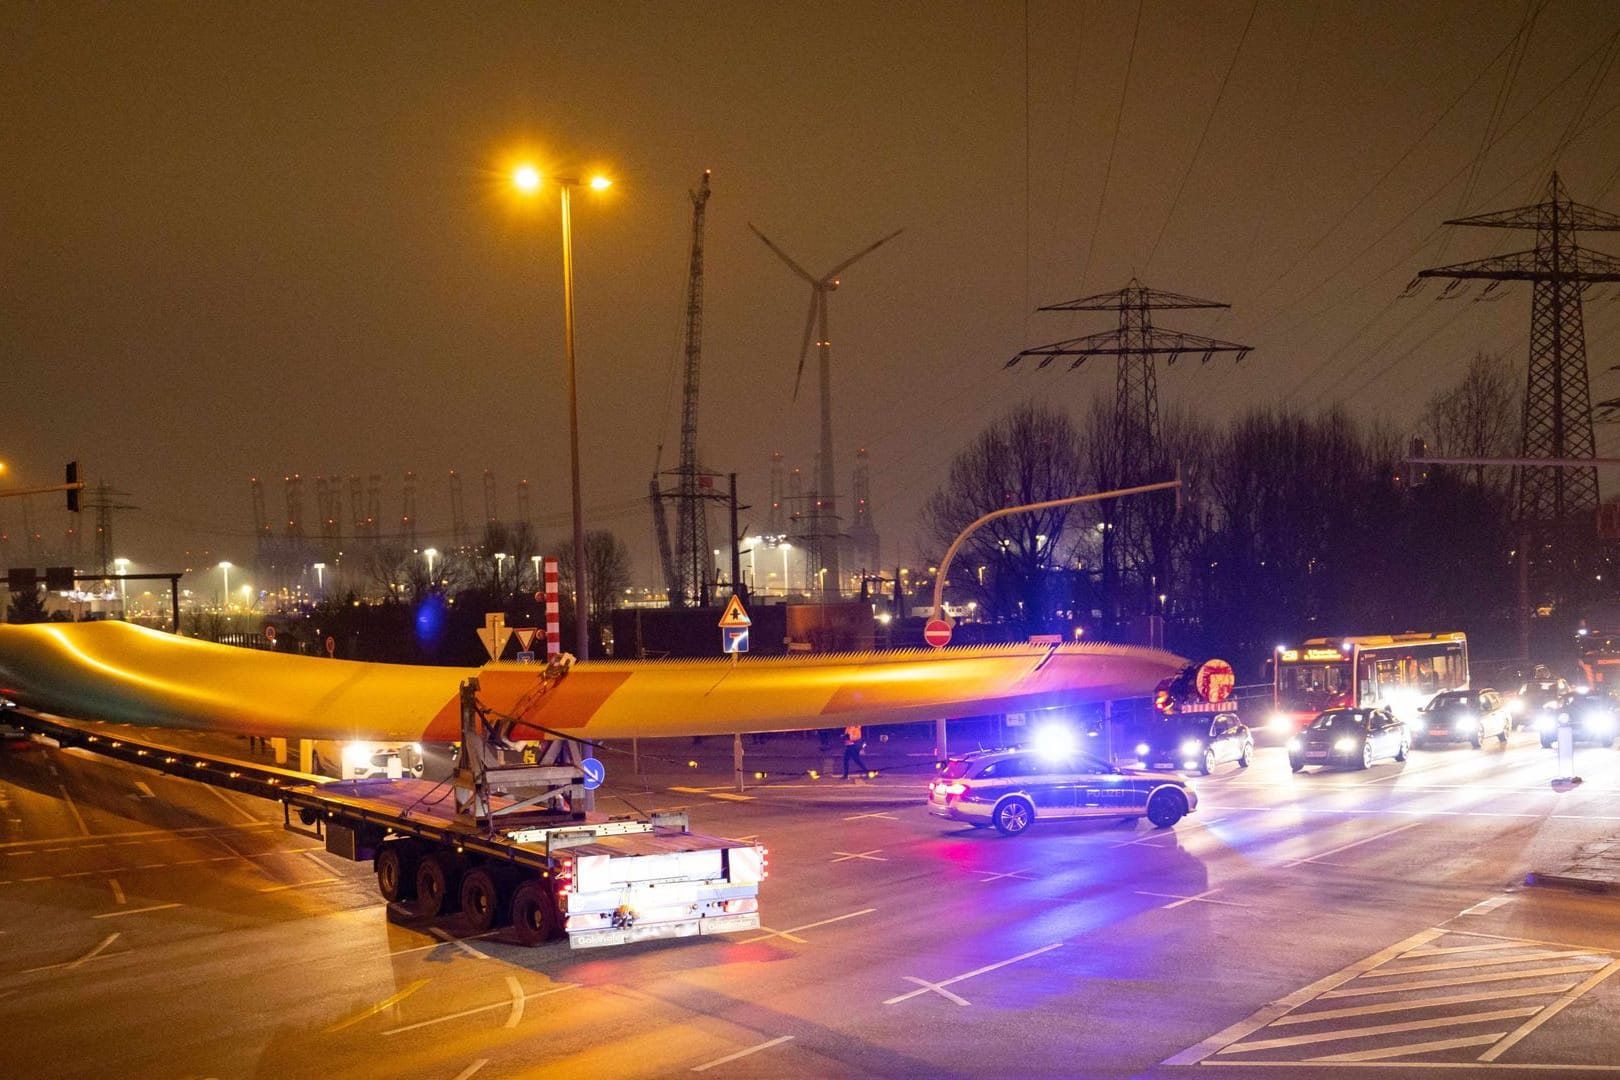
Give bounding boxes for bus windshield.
[1277,662,1352,714]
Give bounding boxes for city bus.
[1267,633,1470,735]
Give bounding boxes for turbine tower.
[751,223,901,597]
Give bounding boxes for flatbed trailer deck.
[3,706,766,948]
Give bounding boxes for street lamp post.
[514,164,610,660]
[780,543,792,595]
[531,554,542,592]
[423,548,437,583]
[313,562,326,594]
[218,562,232,611]
[114,558,129,611]
[494,552,509,594]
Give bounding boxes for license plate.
[1428,729,1448,737]
[1305,750,1327,759]
[1152,761,1176,770]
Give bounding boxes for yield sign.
[718,593,752,628]
[514,628,538,651]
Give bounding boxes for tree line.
[921,353,1600,676]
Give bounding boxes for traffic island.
[1526,838,1620,895]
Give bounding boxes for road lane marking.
[1215,1006,1542,1054]
[1310,1032,1505,1062]
[66,933,119,969]
[504,975,525,1029]
[1406,940,1532,958]
[57,785,90,836]
[742,908,876,944]
[324,979,430,1032]
[884,942,1063,1006]
[108,879,124,905]
[1282,821,1423,868]
[207,784,262,824]
[1460,894,1514,916]
[1480,958,1620,1062]
[1320,962,1610,997]
[430,927,489,960]
[381,984,576,1035]
[897,975,970,1005]
[133,781,155,799]
[691,1035,794,1072]
[0,820,274,850]
[92,902,181,919]
[974,869,1036,883]
[843,811,898,821]
[385,931,498,958]
[1359,948,1604,977]
[258,878,340,893]
[1162,928,1444,1065]
[830,849,886,863]
[451,1060,488,1080]
[1271,982,1578,1024]
[708,792,753,801]
[1137,888,1248,909]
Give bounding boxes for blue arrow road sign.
[580,757,605,790]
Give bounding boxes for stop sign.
[924,619,952,648]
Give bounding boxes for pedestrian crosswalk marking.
[1168,927,1620,1067]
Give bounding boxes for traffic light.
[65,461,80,512]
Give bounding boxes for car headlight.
[1135,742,1150,757]
[1268,713,1292,733]
[341,743,371,769]
[1508,699,1525,714]
[1542,714,1563,730]
[1454,716,1476,729]
[1180,740,1202,757]
[1286,738,1301,753]
[1593,715,1616,732]
[1334,737,1357,752]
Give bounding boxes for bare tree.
[1420,351,1519,490]
[923,402,1088,630]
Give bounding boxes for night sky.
[6,1,1620,589]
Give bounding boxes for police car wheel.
[993,797,1033,836]
[1146,788,1187,829]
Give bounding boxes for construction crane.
[651,171,717,607]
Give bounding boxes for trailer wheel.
[460,868,511,933]
[376,840,421,903]
[414,852,465,918]
[510,880,560,946]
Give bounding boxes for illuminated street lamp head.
[588,175,612,191]
[513,164,541,192]
[218,561,232,570]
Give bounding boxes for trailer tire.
[460,868,511,933]
[510,880,560,946]
[415,852,465,918]
[376,840,421,903]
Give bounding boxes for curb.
[1523,870,1620,896]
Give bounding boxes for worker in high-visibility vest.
[842,725,869,778]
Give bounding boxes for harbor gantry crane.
[750,222,901,597]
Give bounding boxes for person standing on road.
[842,724,869,778]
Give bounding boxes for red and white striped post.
[544,557,561,657]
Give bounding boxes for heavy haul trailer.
[5,685,767,949]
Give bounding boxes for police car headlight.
[1334,737,1357,752]
[1135,742,1150,757]
[1180,740,1202,757]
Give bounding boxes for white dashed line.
[691,1035,794,1072]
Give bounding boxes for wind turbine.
[750,223,902,596]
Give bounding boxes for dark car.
[1289,707,1409,771]
[1136,714,1254,775]
[1541,692,1620,748]
[1511,677,1572,725]
[1414,688,1511,749]
[927,747,1198,835]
